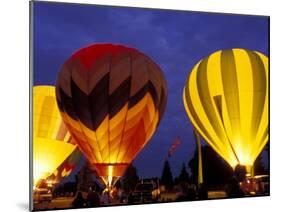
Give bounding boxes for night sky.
[32,1,269,179]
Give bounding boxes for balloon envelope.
[183,48,268,171]
[56,44,167,186]
[33,86,76,186]
[46,146,82,185]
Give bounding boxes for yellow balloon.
[183,48,268,172]
[33,86,76,186]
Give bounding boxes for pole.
[194,129,203,185]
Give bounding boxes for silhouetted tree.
[188,145,233,187]
[254,153,268,175]
[121,164,139,192]
[161,160,174,190]
[63,182,78,193]
[54,181,77,196]
[178,163,190,183]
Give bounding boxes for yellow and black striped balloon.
[183,48,268,171]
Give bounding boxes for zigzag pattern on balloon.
[56,44,167,178]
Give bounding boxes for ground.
[34,191,228,210]
[34,197,74,210]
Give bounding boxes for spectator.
[72,192,85,208]
[227,177,244,197]
[198,183,208,200]
[186,184,197,200]
[101,190,111,205]
[86,187,100,207]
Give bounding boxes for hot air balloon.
[56,44,167,187]
[33,86,78,187]
[46,148,82,186]
[183,48,268,174]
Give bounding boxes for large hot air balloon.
[33,86,78,187]
[56,44,167,187]
[183,48,268,173]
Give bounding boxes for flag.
[168,136,181,157]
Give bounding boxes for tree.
[161,160,174,190]
[121,164,139,193]
[178,163,190,183]
[188,145,233,187]
[254,153,268,175]
[62,182,77,193]
[255,142,269,175]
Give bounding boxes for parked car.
[33,188,52,203]
[129,179,161,203]
[240,175,269,195]
[254,175,269,194]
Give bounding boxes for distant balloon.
[183,48,268,173]
[33,86,77,187]
[56,44,167,187]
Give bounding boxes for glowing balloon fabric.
[56,44,167,186]
[33,86,76,186]
[46,147,82,185]
[183,48,268,170]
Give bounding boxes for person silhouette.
[198,183,208,200]
[101,190,111,205]
[86,187,100,207]
[72,192,86,208]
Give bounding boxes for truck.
[33,188,53,203]
[129,178,161,204]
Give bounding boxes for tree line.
[54,143,268,195]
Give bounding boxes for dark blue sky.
[33,1,269,179]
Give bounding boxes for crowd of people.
[71,174,248,209]
[71,186,125,208]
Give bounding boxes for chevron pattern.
[56,44,167,178]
